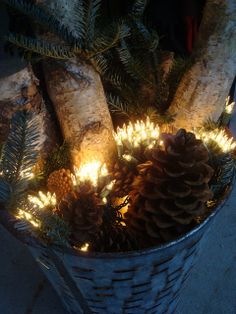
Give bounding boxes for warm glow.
[20,170,35,180]
[114,117,160,152]
[225,101,235,114]
[80,243,89,252]
[28,191,57,209]
[197,128,236,153]
[122,154,132,161]
[74,161,108,187]
[16,209,40,228]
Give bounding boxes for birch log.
[35,0,116,168]
[169,0,236,130]
[43,59,116,168]
[0,65,57,169]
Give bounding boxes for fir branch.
[117,39,152,85]
[6,33,75,59]
[84,0,102,47]
[42,142,71,179]
[2,0,75,44]
[0,179,12,206]
[107,94,130,117]
[91,22,130,57]
[165,57,191,105]
[1,111,44,204]
[51,0,85,44]
[130,0,148,18]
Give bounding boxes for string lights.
[28,191,57,209]
[74,161,108,187]
[225,96,235,114]
[197,128,236,153]
[114,117,160,154]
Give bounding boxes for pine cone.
[112,162,136,197]
[126,129,214,246]
[58,183,104,246]
[93,224,137,252]
[47,168,73,202]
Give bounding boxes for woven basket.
[0,192,232,314]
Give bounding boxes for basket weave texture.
[28,211,217,314]
[0,196,231,314]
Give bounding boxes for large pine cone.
[47,168,73,202]
[111,161,136,197]
[93,224,138,253]
[58,184,104,246]
[125,129,214,246]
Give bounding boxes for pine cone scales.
[93,225,137,252]
[112,162,135,197]
[58,184,104,246]
[126,129,214,245]
[47,168,73,201]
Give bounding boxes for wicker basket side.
[0,183,233,314]
[54,225,206,314]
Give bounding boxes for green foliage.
[0,179,12,207]
[3,0,75,44]
[208,153,235,204]
[3,0,130,61]
[0,111,43,208]
[6,33,76,59]
[43,142,71,179]
[130,0,148,18]
[14,198,71,246]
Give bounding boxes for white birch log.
[35,0,116,168]
[0,65,57,167]
[43,59,116,168]
[169,0,236,130]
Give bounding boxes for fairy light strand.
[74,161,108,187]
[197,128,236,153]
[114,117,160,152]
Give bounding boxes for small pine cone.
[58,183,104,246]
[47,168,73,202]
[126,129,214,246]
[93,224,138,252]
[112,162,136,197]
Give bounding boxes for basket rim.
[0,181,234,259]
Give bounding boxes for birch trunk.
[169,0,236,130]
[0,65,57,169]
[35,0,116,168]
[43,59,116,168]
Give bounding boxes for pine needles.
[0,111,45,207]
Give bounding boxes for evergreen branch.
[134,24,159,52]
[0,179,12,206]
[51,0,85,44]
[84,0,102,47]
[1,111,44,201]
[91,23,130,57]
[2,0,75,44]
[117,39,152,85]
[91,54,109,75]
[6,33,75,59]
[107,94,130,117]
[130,0,148,18]
[73,0,86,42]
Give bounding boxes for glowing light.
[80,243,89,252]
[197,128,236,153]
[122,154,132,161]
[225,101,235,114]
[28,191,57,209]
[114,117,160,152]
[102,197,108,204]
[20,170,35,180]
[16,209,40,228]
[74,161,108,187]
